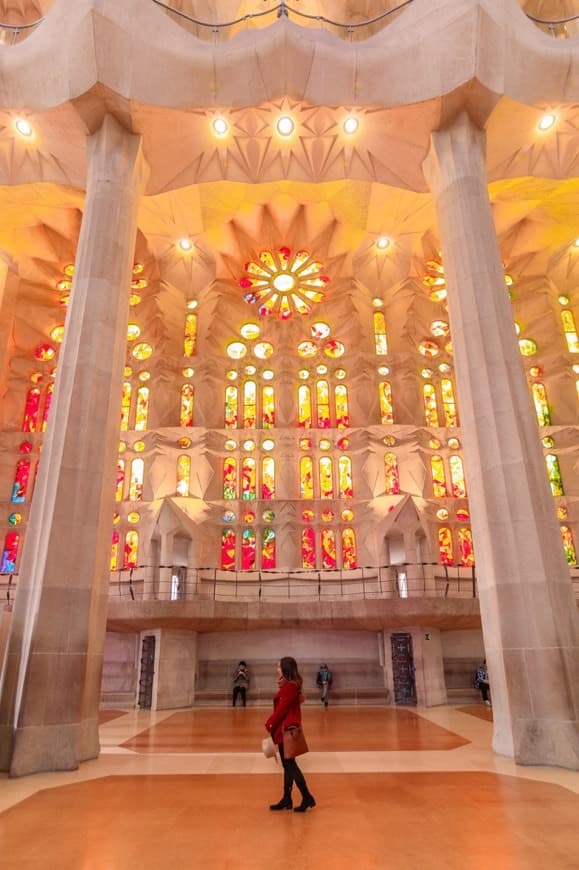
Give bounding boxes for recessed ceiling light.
[276,115,295,137]
[212,117,228,137]
[537,113,556,132]
[343,116,359,134]
[376,237,390,250]
[15,118,33,138]
[178,238,193,253]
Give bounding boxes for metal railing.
[0,19,43,45]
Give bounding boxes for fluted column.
[0,115,147,776]
[423,112,579,769]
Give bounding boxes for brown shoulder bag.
[283,725,309,759]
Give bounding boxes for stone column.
[154,629,198,710]
[0,115,147,776]
[424,112,579,768]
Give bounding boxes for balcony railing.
[0,19,43,44]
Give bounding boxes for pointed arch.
[177,455,191,496]
[431,455,447,497]
[335,384,349,428]
[379,382,393,425]
[300,456,314,499]
[261,456,275,500]
[224,385,238,428]
[316,380,330,428]
[129,458,144,501]
[384,452,400,495]
[423,383,439,427]
[180,384,194,427]
[124,530,139,568]
[298,384,312,428]
[223,457,237,499]
[22,387,41,432]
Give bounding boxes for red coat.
[265,680,302,745]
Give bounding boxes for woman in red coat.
[265,656,316,813]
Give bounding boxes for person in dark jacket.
[265,656,316,813]
[232,661,250,707]
[316,663,333,707]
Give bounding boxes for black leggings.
[278,741,309,799]
[232,686,246,706]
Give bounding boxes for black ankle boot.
[293,794,316,813]
[269,796,293,811]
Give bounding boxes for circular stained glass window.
[128,511,140,524]
[456,508,470,521]
[132,278,147,291]
[556,506,568,520]
[63,263,75,277]
[316,364,328,375]
[529,366,542,377]
[302,508,314,522]
[262,439,275,451]
[254,341,274,360]
[335,369,346,380]
[242,439,256,451]
[372,298,383,308]
[8,513,22,526]
[311,322,330,340]
[187,299,198,310]
[436,508,449,521]
[226,370,238,381]
[298,341,317,358]
[262,509,275,522]
[377,366,390,376]
[118,441,127,453]
[447,437,460,449]
[129,292,141,306]
[324,340,345,358]
[558,295,569,306]
[244,365,256,376]
[112,512,120,525]
[438,363,451,374]
[133,263,144,275]
[139,371,151,382]
[227,341,247,360]
[541,436,554,448]
[298,369,310,380]
[429,438,441,449]
[240,323,260,340]
[321,509,334,522]
[519,339,537,357]
[57,278,72,292]
[133,441,145,453]
[132,342,153,361]
[421,368,433,378]
[430,320,449,338]
[35,344,55,361]
[419,340,439,358]
[179,437,192,449]
[319,439,332,451]
[224,439,237,451]
[124,366,132,377]
[19,442,33,454]
[243,511,255,523]
[223,510,236,523]
[299,437,313,450]
[383,436,395,447]
[341,509,354,522]
[239,247,329,320]
[262,370,274,380]
[59,292,70,307]
[127,324,141,341]
[337,437,350,450]
[30,372,43,384]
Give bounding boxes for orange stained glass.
[262,385,275,428]
[22,387,41,432]
[184,313,197,357]
[545,454,564,496]
[110,530,120,571]
[262,527,276,569]
[298,385,312,428]
[177,455,191,496]
[373,311,388,355]
[449,455,467,498]
[41,382,54,432]
[379,382,393,425]
[135,386,149,431]
[223,457,237,499]
[261,457,275,500]
[438,527,454,565]
[342,527,357,570]
[441,378,458,427]
[242,457,256,500]
[431,455,447,497]
[243,381,257,428]
[458,528,475,567]
[301,527,316,569]
[115,459,125,502]
[241,528,256,570]
[225,385,238,428]
[560,525,576,565]
[129,458,144,501]
[321,528,337,570]
[532,383,551,427]
[316,380,330,428]
[561,310,579,353]
[120,382,131,431]
[319,456,334,499]
[124,530,139,568]
[338,456,353,498]
[1,531,19,573]
[300,457,314,499]
[221,528,236,571]
[180,384,194,427]
[335,385,349,428]
[423,384,439,427]
[384,452,400,495]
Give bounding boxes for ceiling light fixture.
[537,112,556,132]
[178,238,193,253]
[212,117,229,137]
[15,118,33,138]
[343,116,359,134]
[376,236,390,251]
[573,238,579,248]
[276,115,295,137]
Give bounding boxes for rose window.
[239,247,329,319]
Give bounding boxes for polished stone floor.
[1,705,578,869]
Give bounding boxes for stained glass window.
[242,457,256,500]
[449,455,467,498]
[221,528,236,570]
[342,528,357,569]
[431,455,447,497]
[239,247,329,320]
[316,380,330,428]
[135,386,149,431]
[184,313,197,357]
[110,530,120,571]
[22,387,41,432]
[115,459,125,502]
[298,385,312,428]
[532,383,551,427]
[241,528,256,570]
[0,531,19,573]
[225,385,238,428]
[545,454,564,496]
[338,456,353,498]
[300,457,314,499]
[223,457,237,499]
[129,458,144,501]
[560,525,576,564]
[41,382,54,432]
[180,384,194,427]
[423,384,439,427]
[124,530,138,568]
[301,528,316,568]
[335,385,349,428]
[384,452,400,495]
[242,381,256,429]
[438,527,453,565]
[120,382,131,431]
[261,457,275,500]
[373,312,388,356]
[319,457,334,499]
[561,310,579,353]
[321,529,337,569]
[177,455,191,496]
[262,385,275,428]
[11,460,30,503]
[441,379,458,427]
[458,528,474,567]
[262,527,276,569]
[379,382,393,425]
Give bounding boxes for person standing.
[232,660,250,707]
[265,657,316,813]
[475,659,491,706]
[316,663,333,707]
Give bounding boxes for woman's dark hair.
[239,661,246,666]
[280,656,303,689]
